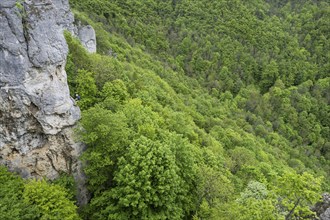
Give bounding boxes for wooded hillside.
[1,0,329,219]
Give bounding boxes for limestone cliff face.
[0,0,81,180]
[313,193,330,220]
[77,25,97,53]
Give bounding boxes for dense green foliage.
[65,0,329,219]
[0,167,80,220]
[0,167,37,219]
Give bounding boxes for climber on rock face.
[75,93,81,101]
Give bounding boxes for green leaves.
[75,69,99,110]
[23,180,80,220]
[80,106,129,191]
[108,136,183,219]
[85,133,196,219]
[276,171,322,219]
[260,60,279,93]
[0,167,79,220]
[0,167,37,220]
[65,0,330,219]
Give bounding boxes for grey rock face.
[77,25,97,53]
[322,209,330,220]
[313,193,330,220]
[52,0,75,32]
[0,0,16,8]
[53,0,97,53]
[0,0,80,180]
[319,193,330,220]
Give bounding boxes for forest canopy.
[1,0,329,219]
[66,0,329,218]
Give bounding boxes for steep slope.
[65,0,329,219]
[0,0,324,219]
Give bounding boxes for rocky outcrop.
[77,25,97,53]
[53,0,75,32]
[0,0,83,190]
[313,193,330,220]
